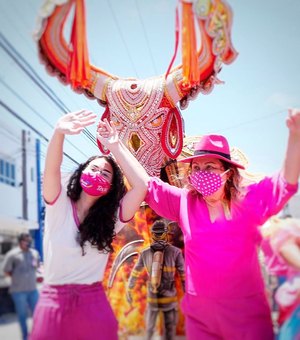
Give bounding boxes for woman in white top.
[30,110,148,340]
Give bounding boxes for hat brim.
[178,153,245,170]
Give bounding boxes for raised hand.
[56,110,97,135]
[283,108,300,184]
[286,108,300,136]
[96,118,119,148]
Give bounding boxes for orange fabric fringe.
[181,1,200,90]
[68,0,91,88]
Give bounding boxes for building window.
[0,158,16,187]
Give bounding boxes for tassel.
[165,5,179,80]
[181,0,200,90]
[67,0,91,89]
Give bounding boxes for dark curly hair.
[67,155,126,255]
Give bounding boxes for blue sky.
[0,0,299,176]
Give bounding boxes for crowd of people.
[2,108,300,339]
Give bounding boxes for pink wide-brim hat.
[179,134,245,169]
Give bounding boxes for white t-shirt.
[43,187,125,285]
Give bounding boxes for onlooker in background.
[3,232,40,340]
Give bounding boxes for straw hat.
[178,134,245,169]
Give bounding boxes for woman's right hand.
[96,118,119,149]
[56,110,97,135]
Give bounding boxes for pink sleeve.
[247,172,298,224]
[145,177,183,222]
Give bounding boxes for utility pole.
[35,138,43,259]
[22,129,28,220]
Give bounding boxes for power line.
[0,127,20,143]
[0,78,90,159]
[0,33,69,111]
[0,32,98,148]
[134,0,158,74]
[0,78,57,129]
[0,99,79,165]
[106,0,139,78]
[214,110,286,134]
[0,0,102,131]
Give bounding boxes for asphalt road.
[0,313,32,340]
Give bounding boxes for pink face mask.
[80,172,111,197]
[189,169,229,197]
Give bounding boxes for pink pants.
[181,293,274,340]
[30,282,118,340]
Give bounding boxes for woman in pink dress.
[139,108,300,339]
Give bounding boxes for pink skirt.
[30,282,118,340]
[181,292,274,340]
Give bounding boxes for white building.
[0,111,43,290]
[0,115,40,234]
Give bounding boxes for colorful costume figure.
[127,220,185,340]
[34,0,238,176]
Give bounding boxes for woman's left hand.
[96,119,119,148]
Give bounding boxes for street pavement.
[0,313,32,340]
[0,310,278,340]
